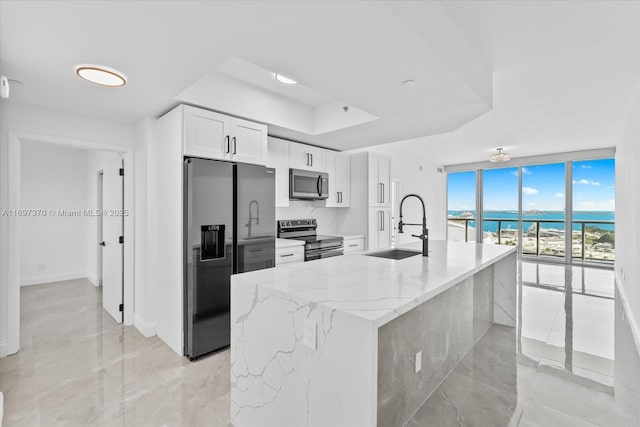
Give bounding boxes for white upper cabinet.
[183,106,230,160]
[228,117,267,165]
[367,153,391,207]
[266,136,290,208]
[183,105,267,166]
[289,142,325,171]
[325,150,350,207]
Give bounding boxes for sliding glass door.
[447,171,477,242]
[482,167,518,247]
[572,159,615,262]
[521,163,566,258]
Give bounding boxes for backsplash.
[276,200,340,235]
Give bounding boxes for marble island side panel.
[377,266,494,427]
[230,276,378,427]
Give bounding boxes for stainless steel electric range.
[277,219,343,261]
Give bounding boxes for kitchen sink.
[365,248,422,260]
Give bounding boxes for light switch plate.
[304,319,316,350]
[415,351,422,373]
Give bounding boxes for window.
[445,155,615,265]
[482,167,518,247]
[447,171,476,242]
[572,159,615,262]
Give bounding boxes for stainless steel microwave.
[289,169,329,200]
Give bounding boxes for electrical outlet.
[415,351,422,373]
[304,319,316,350]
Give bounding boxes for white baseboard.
[134,313,157,338]
[615,270,640,356]
[0,340,7,358]
[87,275,100,287]
[20,272,86,286]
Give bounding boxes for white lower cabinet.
[343,236,365,253]
[367,208,391,251]
[275,246,304,265]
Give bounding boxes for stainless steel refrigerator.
[184,158,275,360]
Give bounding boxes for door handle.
[317,175,322,196]
[225,135,230,153]
[280,253,294,258]
[310,153,313,166]
[99,241,106,246]
[380,211,385,231]
[232,137,237,155]
[381,183,385,203]
[306,153,310,166]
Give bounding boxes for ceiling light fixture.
[490,148,511,163]
[274,73,298,85]
[75,65,127,87]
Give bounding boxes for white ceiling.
[2,1,640,161]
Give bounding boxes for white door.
[102,156,124,323]
[97,171,104,286]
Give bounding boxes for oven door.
[305,246,344,261]
[290,169,329,200]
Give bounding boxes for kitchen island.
[230,240,517,427]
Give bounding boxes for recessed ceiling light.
[75,65,127,87]
[274,73,298,85]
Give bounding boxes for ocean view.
[447,210,615,262]
[447,210,615,232]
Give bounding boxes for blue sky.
[448,159,615,212]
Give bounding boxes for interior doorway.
[4,131,134,356]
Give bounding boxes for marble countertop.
[275,238,305,249]
[234,240,516,327]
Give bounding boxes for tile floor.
[0,279,230,426]
[407,262,640,427]
[1,262,639,426]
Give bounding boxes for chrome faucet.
[398,194,429,256]
[246,200,259,237]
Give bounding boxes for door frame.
[97,170,104,287]
[5,131,134,356]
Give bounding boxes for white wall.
[0,101,137,356]
[85,150,122,287]
[615,78,640,350]
[19,141,88,285]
